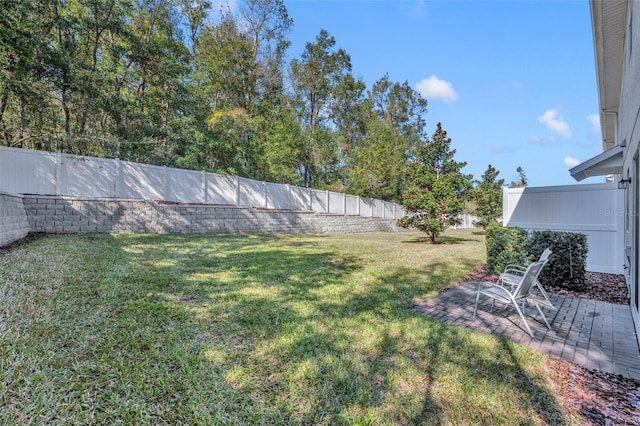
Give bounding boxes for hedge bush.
[525,230,588,291]
[485,225,589,291]
[485,222,529,275]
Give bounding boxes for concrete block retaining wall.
[0,192,30,246]
[11,195,405,240]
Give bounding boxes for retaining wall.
[0,192,30,246]
[19,195,406,237]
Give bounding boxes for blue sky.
[281,0,604,187]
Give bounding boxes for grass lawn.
[0,230,577,425]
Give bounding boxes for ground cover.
[0,230,581,424]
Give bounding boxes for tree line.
[0,0,432,202]
[2,0,526,240]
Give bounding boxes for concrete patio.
[414,281,640,380]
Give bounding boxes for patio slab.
[414,281,640,380]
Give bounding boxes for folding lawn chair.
[473,260,550,337]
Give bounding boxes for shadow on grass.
[3,233,569,424]
[123,233,568,425]
[403,235,476,245]
[314,261,569,425]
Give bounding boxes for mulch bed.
[465,267,640,425]
[545,271,630,306]
[547,272,639,425]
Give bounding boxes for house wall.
[18,195,407,237]
[616,0,640,341]
[503,183,623,274]
[0,192,30,247]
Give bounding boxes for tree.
[472,164,504,229]
[342,75,428,200]
[398,123,472,242]
[368,74,428,146]
[240,0,292,105]
[509,166,527,188]
[290,29,352,187]
[345,119,406,200]
[254,102,304,184]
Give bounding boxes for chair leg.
[535,281,555,310]
[532,299,551,329]
[473,286,481,318]
[511,299,534,337]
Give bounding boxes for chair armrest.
[498,273,520,288]
[477,282,513,302]
[502,265,526,275]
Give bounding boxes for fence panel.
[167,168,204,203]
[504,183,623,274]
[371,199,383,217]
[239,177,265,208]
[382,201,395,219]
[63,156,116,198]
[266,182,289,209]
[290,186,310,210]
[453,214,478,229]
[359,197,375,217]
[311,189,328,213]
[0,147,56,194]
[345,195,359,215]
[326,192,342,214]
[121,161,164,200]
[206,173,237,205]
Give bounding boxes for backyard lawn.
[0,230,578,424]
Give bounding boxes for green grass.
[0,230,576,425]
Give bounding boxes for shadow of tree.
[403,235,476,245]
[57,233,570,425]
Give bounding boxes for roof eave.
[590,0,627,150]
[570,145,623,181]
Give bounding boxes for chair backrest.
[538,248,552,262]
[512,260,546,299]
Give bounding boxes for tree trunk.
[0,85,9,143]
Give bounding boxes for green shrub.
[485,224,589,291]
[525,230,588,291]
[485,222,529,275]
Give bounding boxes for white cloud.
[416,75,458,102]
[529,135,542,144]
[413,0,425,17]
[563,156,581,168]
[587,114,600,134]
[491,143,506,153]
[538,109,572,138]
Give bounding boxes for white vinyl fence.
[0,146,404,219]
[503,183,624,274]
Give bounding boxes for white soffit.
[570,145,623,181]
[590,0,627,150]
